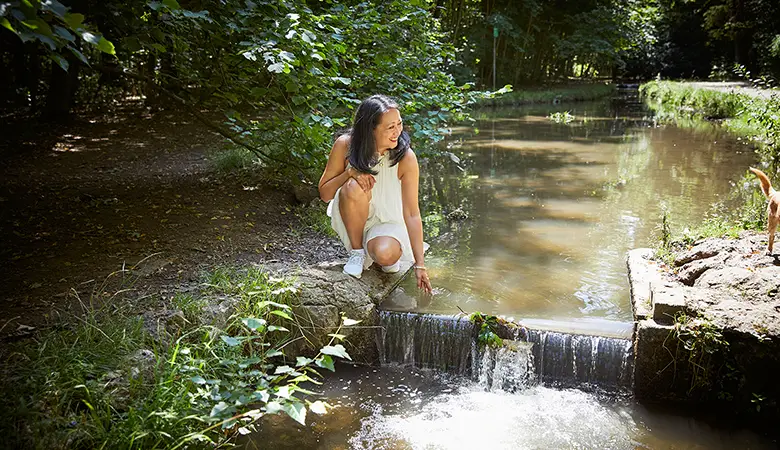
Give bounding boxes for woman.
[318,94,432,294]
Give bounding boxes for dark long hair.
[347,94,410,174]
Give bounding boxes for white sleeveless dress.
[327,152,416,268]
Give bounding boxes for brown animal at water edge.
[749,167,780,255]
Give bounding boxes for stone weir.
[377,311,635,394]
[627,233,780,427]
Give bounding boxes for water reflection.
[401,98,755,322]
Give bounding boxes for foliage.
[668,313,729,393]
[0,267,353,448]
[294,202,336,238]
[642,79,780,171]
[1,0,115,71]
[468,311,503,349]
[481,83,615,106]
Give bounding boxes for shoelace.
[347,252,364,266]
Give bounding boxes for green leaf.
[221,335,241,346]
[265,349,283,358]
[68,46,88,65]
[285,81,299,93]
[62,12,84,29]
[252,389,270,403]
[267,62,285,73]
[53,26,74,42]
[332,77,351,85]
[327,333,346,340]
[274,365,294,375]
[342,318,361,326]
[191,375,207,385]
[241,317,267,331]
[315,354,335,371]
[96,36,115,55]
[210,401,231,417]
[296,356,313,367]
[283,401,307,425]
[309,400,327,415]
[41,0,67,17]
[50,53,69,72]
[1,18,16,33]
[276,385,292,399]
[81,31,100,45]
[320,344,351,360]
[162,0,181,10]
[266,401,283,414]
[267,325,289,332]
[271,310,293,320]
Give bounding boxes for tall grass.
[0,266,349,449]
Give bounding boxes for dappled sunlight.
[410,103,756,321]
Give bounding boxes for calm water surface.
[390,96,755,324]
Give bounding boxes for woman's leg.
[338,179,371,249]
[367,236,402,267]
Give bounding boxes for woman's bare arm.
[318,136,352,202]
[399,149,432,293]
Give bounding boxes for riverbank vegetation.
[640,79,780,244]
[0,267,352,448]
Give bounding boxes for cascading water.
[378,310,634,394]
[378,311,475,374]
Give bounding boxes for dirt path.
[0,105,343,336]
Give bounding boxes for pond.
[387,92,756,331]
[247,93,776,449]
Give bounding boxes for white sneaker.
[381,261,401,273]
[343,249,366,279]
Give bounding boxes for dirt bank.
[0,105,343,337]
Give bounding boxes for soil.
[0,104,345,337]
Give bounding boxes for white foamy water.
[350,385,638,450]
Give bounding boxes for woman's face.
[374,108,403,152]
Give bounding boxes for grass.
[293,202,336,238]
[640,80,780,171]
[479,82,616,106]
[0,266,345,449]
[209,146,258,173]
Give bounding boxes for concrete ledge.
[650,282,687,325]
[626,248,663,320]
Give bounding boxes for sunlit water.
[246,365,775,449]
[389,95,756,324]
[247,94,771,449]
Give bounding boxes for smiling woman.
[317,95,432,294]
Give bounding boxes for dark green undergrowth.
[0,266,352,449]
[478,83,616,106]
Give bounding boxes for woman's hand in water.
[415,266,432,295]
[348,167,375,192]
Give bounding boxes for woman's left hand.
[415,267,432,295]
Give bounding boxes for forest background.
[3,0,780,180]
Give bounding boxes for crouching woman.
[317,94,432,294]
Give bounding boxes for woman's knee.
[370,238,401,266]
[340,179,368,202]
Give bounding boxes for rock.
[128,349,156,381]
[673,238,724,266]
[292,182,320,204]
[650,281,687,325]
[141,309,187,343]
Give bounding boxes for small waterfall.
[527,329,633,392]
[379,311,634,393]
[474,341,536,392]
[378,311,475,374]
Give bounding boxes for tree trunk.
[45,53,80,119]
